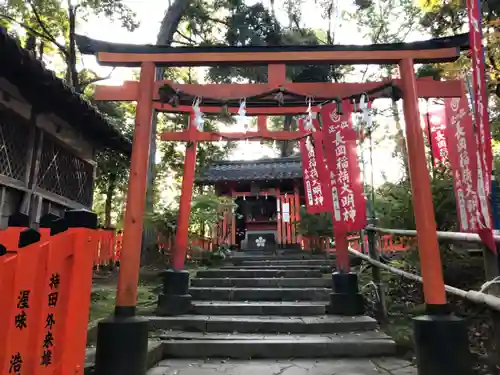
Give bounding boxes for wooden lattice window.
[37,134,94,207]
[0,110,29,181]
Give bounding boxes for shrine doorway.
[239,195,278,250]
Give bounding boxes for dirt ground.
[89,267,163,322]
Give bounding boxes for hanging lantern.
[192,97,204,131]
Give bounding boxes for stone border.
[84,340,164,374]
[86,318,104,345]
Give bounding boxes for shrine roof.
[75,33,469,67]
[0,27,131,156]
[195,156,302,184]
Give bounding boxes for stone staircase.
[150,249,398,360]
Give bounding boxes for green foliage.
[295,206,333,238]
[374,166,457,231]
[0,0,139,91]
[146,192,238,241]
[189,193,238,234]
[416,0,500,100]
[91,100,134,227]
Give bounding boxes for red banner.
[298,118,332,214]
[445,97,495,251]
[466,0,495,251]
[445,97,480,232]
[321,102,366,232]
[423,107,449,167]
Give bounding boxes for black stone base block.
[328,272,365,316]
[94,315,149,375]
[157,269,192,316]
[414,309,472,375]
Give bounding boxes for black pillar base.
[157,269,192,316]
[94,315,149,375]
[328,272,365,316]
[414,306,472,375]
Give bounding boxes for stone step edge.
[153,330,392,341]
[190,287,331,291]
[146,315,378,333]
[147,314,376,322]
[191,301,329,305]
[159,339,397,359]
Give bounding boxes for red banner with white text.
[466,0,495,252]
[321,102,366,232]
[298,118,332,214]
[422,107,449,167]
[445,97,495,251]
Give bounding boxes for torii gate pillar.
[94,62,154,375]
[399,57,471,375]
[157,115,197,316]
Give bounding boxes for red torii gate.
[76,33,471,375]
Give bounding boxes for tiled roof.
[0,27,131,156]
[195,156,303,183]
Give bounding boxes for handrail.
[348,246,500,312]
[365,225,500,244]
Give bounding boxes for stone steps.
[156,332,396,359]
[189,287,331,301]
[152,253,398,365]
[239,259,335,266]
[148,315,377,334]
[147,358,416,375]
[221,265,332,271]
[190,277,332,288]
[155,330,389,341]
[191,301,328,315]
[196,269,323,278]
[229,252,332,261]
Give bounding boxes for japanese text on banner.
[320,102,366,232]
[423,106,449,167]
[298,118,331,214]
[445,97,480,233]
[466,0,494,251]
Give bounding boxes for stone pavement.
[147,358,417,375]
[149,249,410,372]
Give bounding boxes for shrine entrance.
[75,33,471,375]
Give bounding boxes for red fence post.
[0,228,41,375]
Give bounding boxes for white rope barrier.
[348,247,500,312]
[365,225,500,243]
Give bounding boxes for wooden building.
[196,156,304,250]
[0,27,131,227]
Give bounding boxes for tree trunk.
[391,98,410,179]
[67,4,79,91]
[104,177,116,228]
[156,0,193,45]
[280,116,295,157]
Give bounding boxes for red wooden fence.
[90,228,416,267]
[0,211,98,375]
[302,234,417,253]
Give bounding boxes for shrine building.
[195,156,304,250]
[0,27,131,227]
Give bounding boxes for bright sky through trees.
[76,0,431,186]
